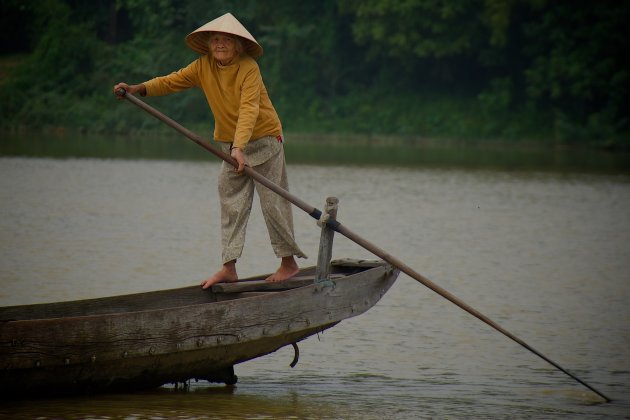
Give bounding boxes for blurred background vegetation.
[0,0,628,147]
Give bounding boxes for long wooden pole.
[116,90,611,402]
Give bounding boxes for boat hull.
[0,260,398,396]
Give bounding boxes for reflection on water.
[2,386,348,420]
[2,130,630,173]
[1,140,629,418]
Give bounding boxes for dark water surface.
[1,134,629,419]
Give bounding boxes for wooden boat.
[0,259,399,397]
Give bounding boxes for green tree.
[522,0,630,143]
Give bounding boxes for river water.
[1,139,629,418]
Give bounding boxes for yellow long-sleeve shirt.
[143,54,282,149]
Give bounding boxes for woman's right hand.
[230,147,249,173]
[113,82,146,98]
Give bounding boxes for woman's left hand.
[231,147,248,173]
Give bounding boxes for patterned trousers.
[217,136,307,264]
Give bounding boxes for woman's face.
[209,33,238,64]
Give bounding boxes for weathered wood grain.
[0,260,398,396]
[315,197,339,282]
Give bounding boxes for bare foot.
[201,261,238,289]
[266,256,299,283]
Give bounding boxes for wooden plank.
[0,286,216,321]
[212,273,346,293]
[331,258,385,268]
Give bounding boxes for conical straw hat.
[185,13,263,59]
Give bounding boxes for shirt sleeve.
[143,59,201,96]
[232,66,262,149]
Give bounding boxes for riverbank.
[0,125,616,151]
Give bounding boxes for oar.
[115,89,611,402]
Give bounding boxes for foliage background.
[0,0,628,146]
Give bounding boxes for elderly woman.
[113,13,306,288]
